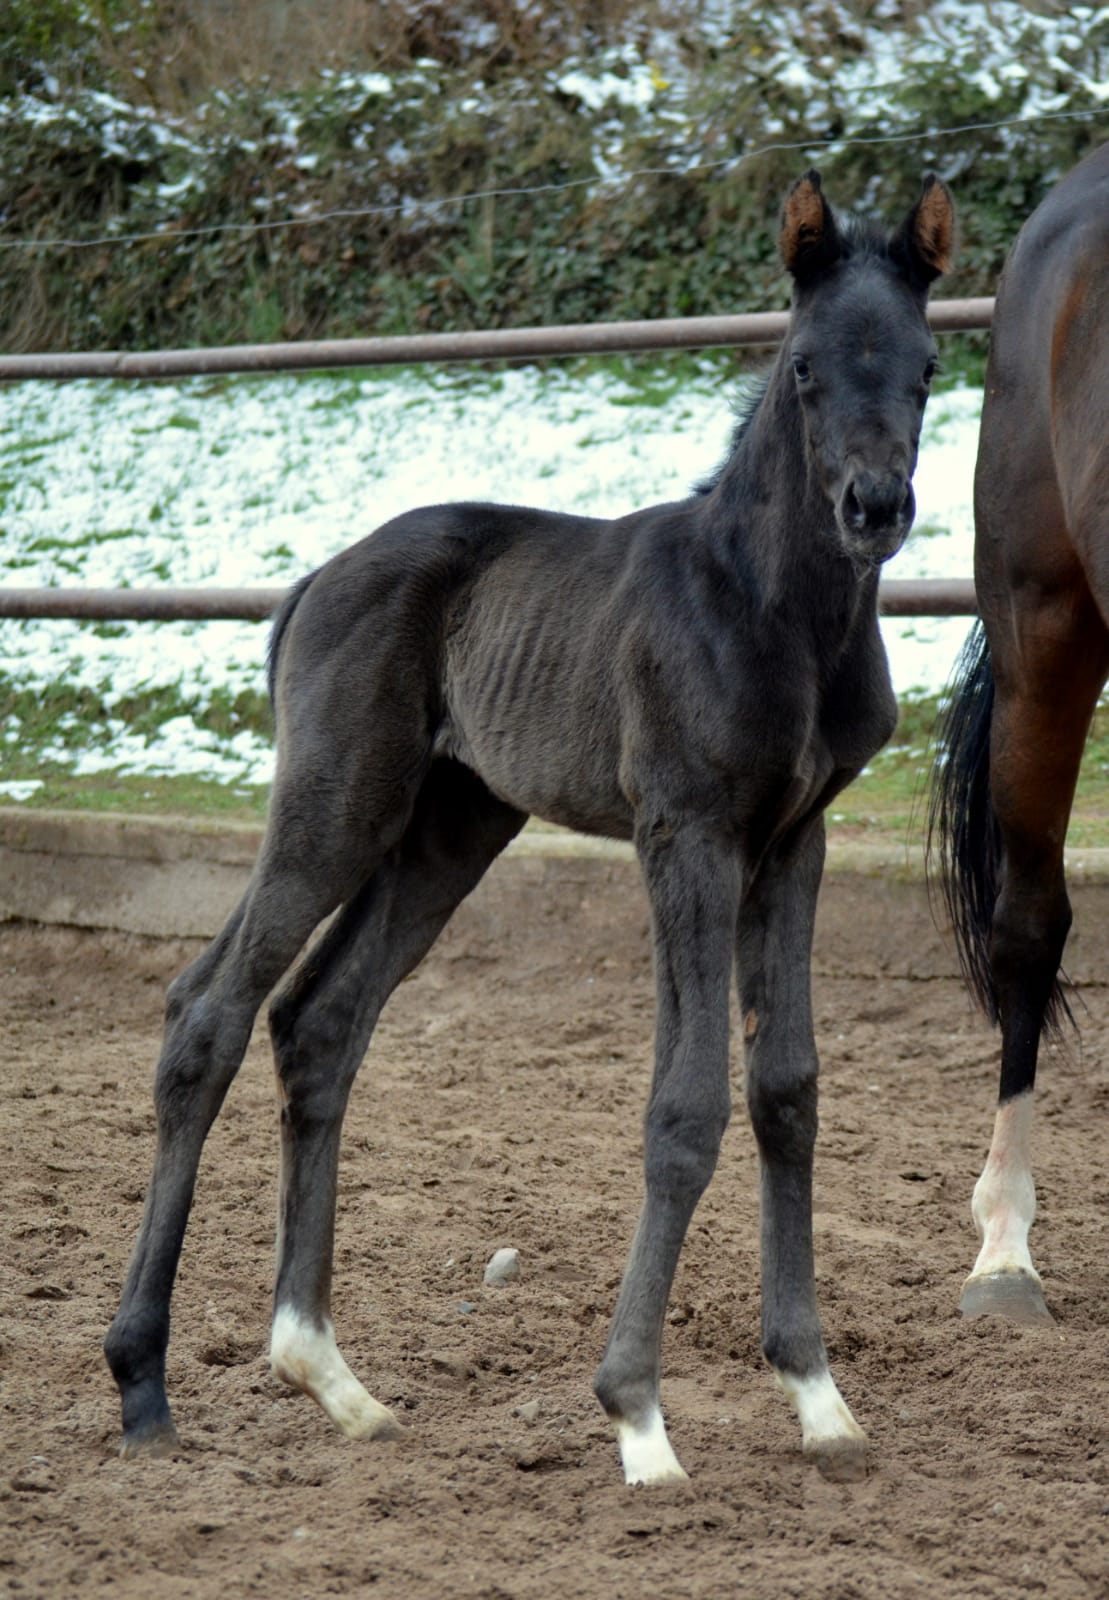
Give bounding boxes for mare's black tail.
[926,621,1003,1024]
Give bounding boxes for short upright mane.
[838,212,898,263]
[694,374,771,497]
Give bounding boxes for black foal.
[105,169,954,1482]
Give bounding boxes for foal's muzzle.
[837,472,915,563]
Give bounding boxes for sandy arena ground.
[2,857,1106,1599]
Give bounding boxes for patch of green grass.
[830,695,1109,850]
[2,647,1106,849]
[0,669,274,824]
[10,770,270,823]
[0,671,272,762]
[307,374,383,410]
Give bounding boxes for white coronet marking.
[613,1405,689,1486]
[270,1306,401,1440]
[775,1368,867,1454]
[968,1092,1040,1281]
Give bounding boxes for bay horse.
[930,140,1109,1327]
[104,170,955,1484]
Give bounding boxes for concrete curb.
[3,805,1109,944]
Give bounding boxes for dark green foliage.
[0,2,1106,354]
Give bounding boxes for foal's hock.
[105,169,955,1483]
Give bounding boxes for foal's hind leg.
[267,761,525,1439]
[103,814,394,1457]
[962,602,1108,1325]
[737,818,866,1478]
[593,823,740,1485]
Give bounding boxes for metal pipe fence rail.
[0,300,993,619]
[0,298,994,381]
[0,579,979,621]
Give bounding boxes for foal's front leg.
[594,823,740,1485]
[737,817,866,1478]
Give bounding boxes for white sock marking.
[775,1368,866,1454]
[613,1405,688,1486]
[968,1092,1041,1282]
[270,1306,401,1440]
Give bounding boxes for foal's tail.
[266,569,320,708]
[926,621,1003,1024]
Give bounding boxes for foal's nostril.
[842,474,912,533]
[842,481,866,531]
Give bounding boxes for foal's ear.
[891,173,956,290]
[780,170,844,284]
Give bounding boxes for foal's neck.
[709,350,878,635]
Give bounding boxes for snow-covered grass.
[0,354,978,802]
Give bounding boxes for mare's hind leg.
[962,600,1108,1325]
[737,818,865,1479]
[593,823,740,1485]
[267,760,525,1438]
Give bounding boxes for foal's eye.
[791,354,813,384]
[922,356,939,387]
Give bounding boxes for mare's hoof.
[119,1418,180,1460]
[959,1270,1054,1327]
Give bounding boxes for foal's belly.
[433,644,635,839]
[435,710,635,840]
[437,700,846,854]
[438,597,872,851]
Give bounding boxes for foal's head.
[780,170,955,567]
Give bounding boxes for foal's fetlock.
[774,1366,868,1481]
[594,1371,688,1487]
[105,1325,180,1461]
[104,1307,166,1388]
[269,1307,404,1442]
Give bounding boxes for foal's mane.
[693,374,771,497]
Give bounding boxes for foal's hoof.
[959,1269,1054,1327]
[806,1433,868,1484]
[118,1418,180,1460]
[613,1408,689,1486]
[342,1400,405,1443]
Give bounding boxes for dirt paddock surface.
[2,855,1107,1599]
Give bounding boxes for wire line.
[0,104,1104,252]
